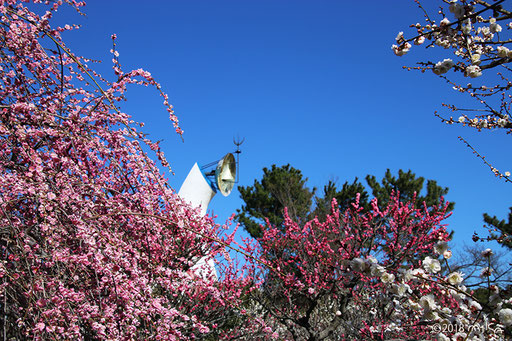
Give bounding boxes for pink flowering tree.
[244,194,510,340]
[393,0,512,181]
[0,0,273,339]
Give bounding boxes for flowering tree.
[3,0,511,339]
[0,0,272,339]
[392,0,512,181]
[451,243,512,285]
[244,194,511,340]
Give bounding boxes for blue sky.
[52,1,510,254]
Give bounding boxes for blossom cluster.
[392,0,508,79]
[0,1,271,339]
[242,193,512,340]
[393,0,512,182]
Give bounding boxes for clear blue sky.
[51,1,510,254]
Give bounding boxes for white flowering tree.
[390,1,512,339]
[451,244,512,287]
[393,0,512,181]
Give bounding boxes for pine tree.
[365,169,454,212]
[235,164,315,238]
[312,178,369,221]
[237,167,453,239]
[483,208,512,250]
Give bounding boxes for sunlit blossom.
[419,294,437,311]
[381,272,395,284]
[433,59,454,75]
[447,271,464,285]
[465,65,482,78]
[481,248,493,257]
[423,256,441,273]
[499,308,512,326]
[392,43,411,56]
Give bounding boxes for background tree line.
[235,165,453,239]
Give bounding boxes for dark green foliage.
[236,166,453,239]
[312,178,370,221]
[235,164,315,238]
[483,207,512,249]
[365,169,454,212]
[313,169,453,221]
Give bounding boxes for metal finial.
[233,136,244,154]
[233,136,244,183]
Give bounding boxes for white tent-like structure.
[178,163,217,217]
[178,154,236,280]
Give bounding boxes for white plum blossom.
[433,59,454,75]
[497,45,510,58]
[443,250,452,259]
[392,43,411,56]
[480,266,492,277]
[465,65,482,78]
[469,300,482,313]
[447,271,464,285]
[435,38,450,48]
[498,117,509,127]
[419,294,437,311]
[383,322,401,333]
[481,248,493,257]
[408,299,421,311]
[423,256,441,273]
[462,19,472,34]
[440,18,451,26]
[371,264,386,277]
[458,116,465,123]
[459,303,471,316]
[410,268,427,281]
[490,17,502,33]
[392,32,411,56]
[498,308,512,326]
[471,53,481,65]
[393,283,411,297]
[414,36,425,45]
[381,272,395,284]
[449,1,465,19]
[366,255,378,264]
[401,268,414,282]
[434,241,449,255]
[505,171,511,177]
[440,307,452,315]
[452,332,467,340]
[449,288,465,302]
[478,25,493,38]
[435,332,450,341]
